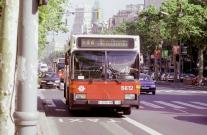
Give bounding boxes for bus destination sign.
[77,38,134,49]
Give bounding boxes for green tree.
[0,0,19,134]
[181,1,207,80]
[38,0,68,54]
[161,0,207,81]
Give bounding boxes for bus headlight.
[74,94,86,100]
[125,94,136,100]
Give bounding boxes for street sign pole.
[14,0,39,134]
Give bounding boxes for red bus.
[64,34,141,115]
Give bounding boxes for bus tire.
[65,99,69,105]
[65,93,69,105]
[64,85,66,98]
[123,107,131,115]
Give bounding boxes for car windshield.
[139,74,152,81]
[45,72,59,78]
[73,51,139,80]
[57,63,65,70]
[41,66,47,68]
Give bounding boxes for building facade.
[108,4,144,29]
[72,6,92,34]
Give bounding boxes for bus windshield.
[73,51,139,80]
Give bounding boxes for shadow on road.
[37,97,123,118]
[174,115,207,125]
[140,94,207,125]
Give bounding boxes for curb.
[37,93,51,135]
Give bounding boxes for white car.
[39,63,48,72]
[166,73,179,81]
[161,73,168,81]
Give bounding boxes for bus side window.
[65,53,69,65]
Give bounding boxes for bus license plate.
[98,101,113,105]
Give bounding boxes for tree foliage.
[1,0,68,54]
[38,0,68,52]
[106,0,207,76]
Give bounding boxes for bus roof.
[71,34,139,39]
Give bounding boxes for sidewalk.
[37,95,52,135]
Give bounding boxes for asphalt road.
[38,83,207,135]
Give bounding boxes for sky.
[49,0,144,48]
[69,0,144,21]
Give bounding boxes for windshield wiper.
[107,66,121,84]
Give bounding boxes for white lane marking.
[100,121,133,135]
[86,119,99,123]
[154,101,185,109]
[123,116,163,135]
[172,101,207,109]
[191,101,207,107]
[141,101,164,109]
[59,118,63,123]
[68,119,83,123]
[200,91,207,94]
[107,119,120,123]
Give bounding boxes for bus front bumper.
[71,99,139,108]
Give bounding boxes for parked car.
[39,72,60,89]
[183,73,197,85]
[166,73,180,82]
[179,73,185,82]
[139,73,156,95]
[161,73,168,81]
[166,73,174,81]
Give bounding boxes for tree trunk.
[173,53,178,82]
[0,0,19,135]
[154,58,159,80]
[197,45,205,84]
